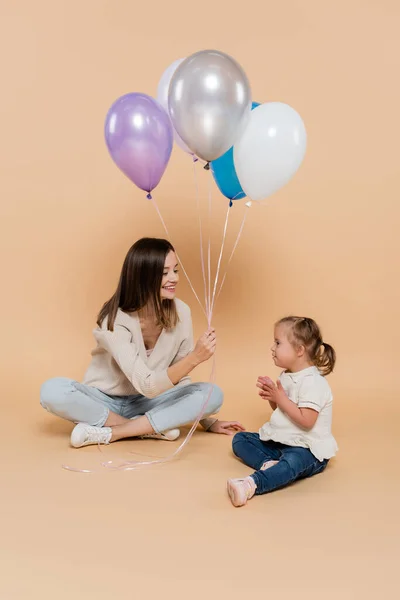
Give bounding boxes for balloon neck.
[147,193,152,200]
[203,162,210,171]
[229,200,233,208]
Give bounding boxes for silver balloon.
[168,50,252,162]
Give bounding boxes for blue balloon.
[211,102,260,201]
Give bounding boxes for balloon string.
[70,358,216,473]
[210,202,231,317]
[215,201,251,302]
[62,355,216,473]
[207,174,212,326]
[205,182,245,322]
[61,415,180,474]
[99,190,218,472]
[100,357,216,471]
[62,438,108,473]
[62,464,94,473]
[62,192,214,474]
[61,194,250,473]
[192,159,209,318]
[150,196,207,320]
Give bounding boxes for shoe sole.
[140,429,180,441]
[227,480,245,507]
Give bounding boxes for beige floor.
[1,3,400,596]
[3,386,398,600]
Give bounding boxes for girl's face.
[271,324,301,371]
[160,251,179,300]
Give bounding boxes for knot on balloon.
[229,200,233,208]
[203,162,210,171]
[147,193,152,200]
[192,156,198,163]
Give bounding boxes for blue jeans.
[232,432,328,495]
[40,378,223,433]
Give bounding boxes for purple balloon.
[105,93,173,195]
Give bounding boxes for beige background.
[1,1,399,598]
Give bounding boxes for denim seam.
[145,410,161,434]
[72,382,110,427]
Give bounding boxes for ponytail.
[315,341,336,376]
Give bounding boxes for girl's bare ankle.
[260,460,279,471]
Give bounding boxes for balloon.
[104,93,173,195]
[168,49,252,162]
[234,102,307,201]
[210,102,260,201]
[156,58,193,155]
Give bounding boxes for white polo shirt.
[259,366,338,461]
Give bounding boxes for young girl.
[227,316,337,507]
[40,237,244,447]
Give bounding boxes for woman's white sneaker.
[129,417,180,441]
[70,423,112,448]
[139,429,180,441]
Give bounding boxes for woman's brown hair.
[97,238,178,331]
[277,316,336,376]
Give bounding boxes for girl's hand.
[192,328,216,364]
[208,420,245,435]
[263,379,287,406]
[257,377,287,406]
[256,376,275,400]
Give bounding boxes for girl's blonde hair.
[277,316,336,376]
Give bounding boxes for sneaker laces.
[86,426,110,443]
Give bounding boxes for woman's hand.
[167,328,216,385]
[192,328,216,364]
[208,420,246,435]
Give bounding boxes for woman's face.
[160,251,179,300]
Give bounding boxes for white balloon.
[156,58,193,155]
[234,102,307,201]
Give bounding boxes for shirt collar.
[283,366,319,383]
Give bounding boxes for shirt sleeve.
[297,376,325,413]
[172,310,194,362]
[96,324,173,399]
[169,307,194,387]
[200,417,218,431]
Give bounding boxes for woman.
[40,237,244,447]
